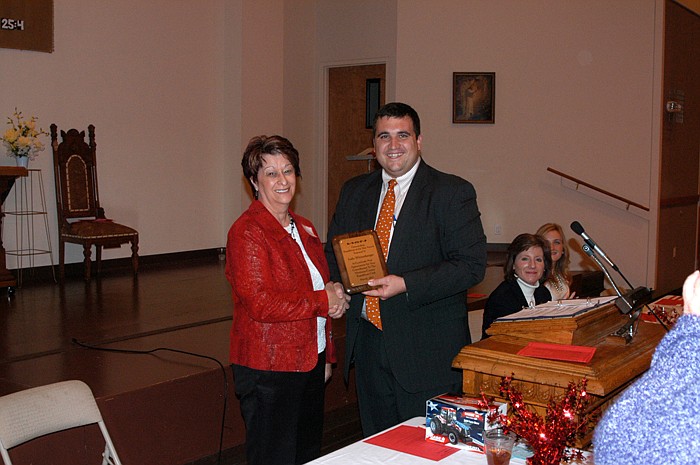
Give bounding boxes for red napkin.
[364,425,459,461]
[517,341,596,363]
[651,295,682,306]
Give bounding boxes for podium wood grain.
[485,301,629,345]
[453,311,665,445]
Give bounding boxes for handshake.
[326,282,351,319]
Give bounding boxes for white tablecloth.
[308,417,593,465]
[306,417,528,465]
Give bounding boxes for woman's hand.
[325,363,332,383]
[682,270,700,316]
[325,282,350,319]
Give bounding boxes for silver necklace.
[288,214,297,239]
[551,273,565,292]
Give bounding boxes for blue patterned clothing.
[593,314,700,465]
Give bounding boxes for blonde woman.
[536,223,575,300]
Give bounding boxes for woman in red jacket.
[226,135,349,465]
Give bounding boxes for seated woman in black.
[481,233,552,339]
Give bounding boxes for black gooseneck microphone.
[570,221,660,332]
[570,221,618,272]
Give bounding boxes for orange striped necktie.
[365,179,397,330]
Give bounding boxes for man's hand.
[363,274,406,300]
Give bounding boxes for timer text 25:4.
[1,18,25,31]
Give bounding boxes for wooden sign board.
[0,0,53,53]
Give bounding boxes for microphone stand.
[581,242,640,344]
[571,221,635,289]
[573,222,669,336]
[581,244,645,343]
[582,244,626,304]
[613,261,635,291]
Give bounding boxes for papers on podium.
[495,296,617,323]
[487,296,625,345]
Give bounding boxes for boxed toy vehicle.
[425,393,507,453]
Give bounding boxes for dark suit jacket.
[481,279,552,339]
[325,160,487,393]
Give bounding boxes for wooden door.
[324,64,385,413]
[327,64,386,223]
[656,1,700,292]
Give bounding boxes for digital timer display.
[1,18,25,31]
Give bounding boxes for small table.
[3,168,56,285]
[307,417,530,465]
[0,166,28,290]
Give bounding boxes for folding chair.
[0,380,122,465]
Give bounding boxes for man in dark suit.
[325,102,487,436]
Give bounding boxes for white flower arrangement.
[1,108,48,160]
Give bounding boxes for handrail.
[547,167,650,212]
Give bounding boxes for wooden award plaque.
[331,229,388,294]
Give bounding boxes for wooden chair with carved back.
[51,124,138,280]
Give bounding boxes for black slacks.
[232,351,325,465]
[354,318,460,437]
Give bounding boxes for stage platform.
[0,252,359,465]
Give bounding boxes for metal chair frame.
[0,380,123,465]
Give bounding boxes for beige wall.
[288,0,398,228]
[0,1,668,289]
[222,1,244,238]
[1,0,237,267]
[311,0,664,288]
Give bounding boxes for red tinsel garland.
[478,375,595,465]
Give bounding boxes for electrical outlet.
[494,224,502,236]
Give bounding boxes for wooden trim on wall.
[674,0,700,17]
[13,248,223,284]
[660,194,700,208]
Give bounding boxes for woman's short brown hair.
[503,233,552,284]
[241,135,301,195]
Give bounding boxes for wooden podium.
[452,302,666,444]
[0,166,29,289]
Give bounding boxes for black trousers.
[232,351,325,465]
[354,319,460,437]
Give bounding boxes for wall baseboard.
[11,248,224,285]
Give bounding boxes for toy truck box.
[425,393,507,453]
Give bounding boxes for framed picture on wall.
[453,72,495,124]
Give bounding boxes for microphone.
[570,221,618,271]
[574,223,662,337]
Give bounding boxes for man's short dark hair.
[373,102,421,138]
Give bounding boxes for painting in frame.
[453,72,495,124]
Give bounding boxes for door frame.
[316,58,391,240]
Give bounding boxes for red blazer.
[226,200,336,372]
